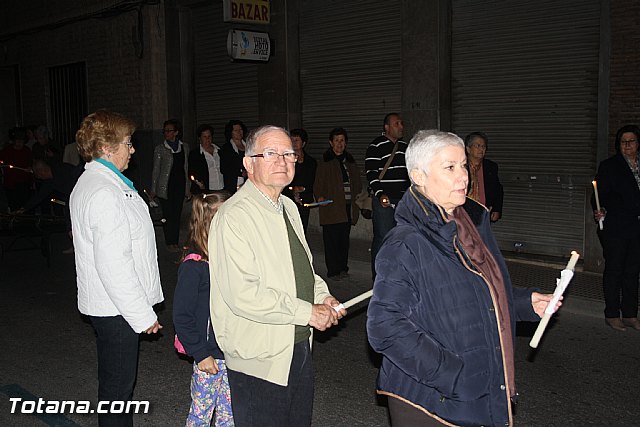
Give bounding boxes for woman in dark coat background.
[284,128,317,233]
[367,130,557,427]
[593,124,640,331]
[464,132,503,222]
[314,127,362,281]
[219,119,248,194]
[150,119,190,251]
[188,124,224,195]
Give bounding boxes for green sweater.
[209,180,332,386]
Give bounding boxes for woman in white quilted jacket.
[70,110,164,427]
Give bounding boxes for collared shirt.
[200,145,224,190]
[253,182,284,214]
[623,154,640,191]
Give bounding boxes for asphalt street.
[1,226,639,427]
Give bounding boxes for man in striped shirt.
[365,113,410,278]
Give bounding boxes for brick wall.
[0,1,167,138]
[609,1,640,150]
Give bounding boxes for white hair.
[244,125,289,156]
[405,130,465,182]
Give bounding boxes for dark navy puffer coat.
[367,187,538,427]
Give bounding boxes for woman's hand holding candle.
[592,180,604,230]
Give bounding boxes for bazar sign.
[223,0,270,24]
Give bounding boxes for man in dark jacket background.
[364,113,410,278]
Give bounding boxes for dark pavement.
[1,222,639,426]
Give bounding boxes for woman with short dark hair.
[593,124,640,331]
[220,119,248,194]
[314,127,362,280]
[464,131,503,222]
[150,118,190,251]
[189,124,224,195]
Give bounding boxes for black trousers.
[601,232,640,318]
[298,206,310,233]
[89,315,140,427]
[371,196,398,279]
[159,195,183,246]
[227,340,314,427]
[322,222,351,277]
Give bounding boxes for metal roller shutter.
[192,2,260,139]
[451,0,601,256]
[299,0,402,165]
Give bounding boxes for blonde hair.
[76,110,136,162]
[181,191,230,261]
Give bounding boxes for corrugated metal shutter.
[192,2,260,140]
[451,0,601,256]
[299,0,401,165]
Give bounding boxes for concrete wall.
[608,0,640,150]
[257,0,302,130]
[0,0,168,133]
[401,0,451,136]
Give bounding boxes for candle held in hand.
[592,180,604,230]
[529,250,579,348]
[565,250,579,271]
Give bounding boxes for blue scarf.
[95,158,136,191]
[166,139,180,152]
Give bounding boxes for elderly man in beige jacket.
[209,125,346,427]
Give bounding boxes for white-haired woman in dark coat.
[367,130,560,427]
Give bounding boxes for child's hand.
[197,356,219,375]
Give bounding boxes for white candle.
[591,181,601,210]
[3,164,33,173]
[592,180,604,230]
[565,250,579,271]
[343,290,373,309]
[530,251,579,348]
[332,289,374,313]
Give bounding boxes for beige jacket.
[209,180,332,386]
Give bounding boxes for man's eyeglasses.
[250,150,298,163]
[163,128,177,134]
